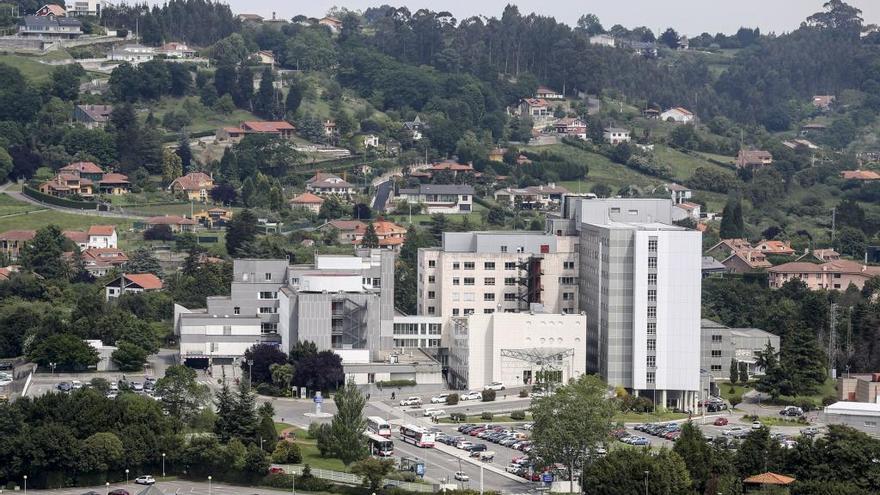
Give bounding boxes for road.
[372,180,392,212]
[23,480,300,495]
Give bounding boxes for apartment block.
[701,319,779,381]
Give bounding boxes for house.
[395,184,474,214]
[493,183,571,210]
[535,85,564,100]
[602,127,631,145]
[706,238,752,259]
[36,4,66,16]
[0,265,20,281]
[666,183,692,204]
[193,208,233,228]
[237,13,264,23]
[86,225,117,249]
[589,34,616,47]
[18,15,81,38]
[403,115,426,141]
[643,108,661,119]
[319,16,343,32]
[98,173,130,195]
[63,230,89,250]
[289,192,325,213]
[701,256,728,278]
[768,260,880,291]
[371,220,407,249]
[39,173,94,198]
[361,134,380,149]
[322,119,337,136]
[215,126,250,143]
[0,230,36,260]
[673,201,701,221]
[169,172,214,201]
[73,105,113,129]
[158,42,195,58]
[78,248,128,277]
[721,250,773,274]
[145,215,197,233]
[812,95,835,110]
[810,248,841,262]
[736,149,773,169]
[754,240,795,256]
[64,0,103,17]
[305,172,354,197]
[240,120,295,139]
[782,139,819,150]
[320,219,407,249]
[321,219,367,245]
[256,50,275,66]
[428,160,474,177]
[60,161,104,182]
[488,148,506,162]
[519,98,552,122]
[516,154,533,166]
[108,44,155,63]
[554,117,588,139]
[742,473,795,491]
[104,273,163,301]
[841,170,880,181]
[660,107,695,123]
[800,123,827,136]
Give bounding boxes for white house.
[603,127,631,145]
[104,273,163,301]
[87,225,117,249]
[660,107,695,124]
[589,34,616,47]
[535,85,564,100]
[362,134,380,149]
[109,44,155,63]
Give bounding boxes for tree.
[162,147,183,186]
[487,206,506,225]
[176,134,193,172]
[144,224,175,241]
[293,351,344,392]
[318,195,347,219]
[0,147,12,180]
[271,441,302,464]
[125,247,163,276]
[20,225,71,280]
[672,422,711,493]
[782,327,827,396]
[285,78,304,116]
[719,194,744,238]
[111,341,149,371]
[351,457,396,492]
[254,66,279,119]
[241,344,289,385]
[361,223,380,248]
[50,64,85,101]
[226,209,258,256]
[429,214,448,243]
[329,379,368,465]
[233,65,254,109]
[270,363,294,391]
[79,432,124,473]
[729,358,738,385]
[659,27,681,48]
[155,365,211,425]
[582,448,692,495]
[29,333,99,371]
[531,374,616,494]
[576,14,604,36]
[738,361,749,384]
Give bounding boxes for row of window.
[428,259,575,271]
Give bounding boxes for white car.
[454,471,469,482]
[723,426,745,436]
[424,408,445,417]
[484,382,505,391]
[752,421,763,430]
[431,394,449,404]
[134,475,156,485]
[71,380,83,389]
[505,464,521,474]
[461,391,482,401]
[400,396,422,406]
[456,440,474,450]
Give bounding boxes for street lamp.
[291,468,296,495]
[49,362,56,376]
[208,475,212,495]
[106,482,109,495]
[644,470,649,495]
[125,469,129,486]
[22,475,26,495]
[162,453,166,478]
[247,360,254,387]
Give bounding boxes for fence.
[281,465,434,493]
[22,185,101,210]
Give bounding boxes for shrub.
[822,395,838,407]
[518,389,529,398]
[481,389,496,402]
[256,383,283,396]
[729,394,742,409]
[796,398,818,412]
[481,412,494,420]
[376,379,416,387]
[510,410,526,421]
[449,412,466,422]
[271,441,302,464]
[446,393,459,405]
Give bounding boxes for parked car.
[780,406,804,417]
[467,443,488,452]
[713,417,729,426]
[423,408,445,417]
[454,472,469,482]
[71,380,83,389]
[630,437,650,446]
[109,490,130,495]
[400,396,422,406]
[131,382,144,392]
[752,421,763,430]
[56,382,72,392]
[268,467,285,474]
[801,427,819,436]
[456,441,474,450]
[505,464,521,474]
[461,391,482,401]
[431,394,449,404]
[484,382,505,391]
[723,427,745,436]
[134,476,155,485]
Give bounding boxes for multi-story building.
[700,319,779,381]
[395,184,474,214]
[66,0,104,17]
[417,231,580,339]
[568,198,702,410]
[768,260,880,291]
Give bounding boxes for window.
[834,273,842,279]
[501,246,508,253]
[648,257,657,269]
[261,323,277,333]
[647,289,656,302]
[648,273,657,285]
[563,292,575,301]
[463,308,474,315]
[428,276,435,284]
[453,277,460,286]
[711,365,723,372]
[452,292,460,301]
[453,262,460,270]
[505,277,516,286]
[711,335,722,343]
[259,291,277,299]
[647,323,656,334]
[648,239,658,252]
[711,350,722,357]
[559,277,575,285]
[259,307,276,314]
[427,306,435,315]
[563,261,575,270]
[463,293,474,302]
[484,293,495,301]
[373,278,381,288]
[222,325,231,336]
[234,307,240,315]
[646,356,656,368]
[646,372,655,384]
[484,277,495,286]
[865,421,877,427]
[647,307,657,318]
[484,262,496,270]
[464,277,475,286]
[504,262,516,270]
[428,291,435,299]
[464,262,475,270]
[484,309,495,314]
[264,272,272,281]
[428,260,436,268]
[647,339,656,351]
[429,324,441,335]
[504,293,517,301]
[452,308,460,316]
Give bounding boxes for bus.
[399,424,435,448]
[366,416,392,437]
[364,431,394,457]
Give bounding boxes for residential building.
[65,0,103,16]
[800,123,827,136]
[569,198,702,410]
[721,250,772,274]
[493,184,571,210]
[255,50,275,65]
[322,119,337,136]
[554,118,588,139]
[448,312,587,390]
[241,121,295,139]
[37,4,66,16]
[754,240,795,256]
[518,98,552,122]
[104,273,163,301]
[74,105,113,129]
[701,319,779,381]
[660,107,695,123]
[78,248,128,277]
[535,85,564,100]
[706,238,752,259]
[169,172,214,201]
[801,248,841,262]
[0,230,36,260]
[812,95,835,110]
[237,13,264,23]
[666,183,692,205]
[838,373,880,403]
[321,220,367,245]
[98,173,130,195]
[589,34,616,47]
[60,161,103,182]
[841,170,880,181]
[289,192,325,213]
[488,148,506,162]
[395,184,474,214]
[736,150,773,169]
[370,220,407,250]
[403,115,426,141]
[39,173,94,197]
[18,15,81,38]
[603,127,631,145]
[318,16,343,32]
[643,108,661,119]
[361,134,380,149]
[145,215,197,233]
[63,230,89,250]
[768,260,880,291]
[824,401,880,438]
[417,231,580,340]
[428,160,474,177]
[701,256,727,278]
[305,172,354,197]
[108,44,156,63]
[85,225,117,249]
[193,208,233,229]
[158,42,196,58]
[673,202,701,221]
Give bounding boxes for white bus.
[366,416,392,437]
[364,431,394,457]
[399,424,435,448]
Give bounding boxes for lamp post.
[23,475,27,495]
[162,453,166,478]
[247,360,254,387]
[208,475,212,495]
[125,469,129,486]
[49,362,56,376]
[291,469,296,495]
[106,482,109,495]
[644,470,649,495]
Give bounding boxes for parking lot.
[29,372,163,399]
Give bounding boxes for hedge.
[23,185,100,210]
[376,379,416,388]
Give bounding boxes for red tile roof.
[88,225,116,236]
[769,260,880,276]
[372,220,406,236]
[123,273,163,290]
[61,161,103,174]
[327,220,367,231]
[170,172,213,192]
[290,192,325,204]
[241,121,295,133]
[841,170,880,181]
[146,215,197,225]
[743,473,795,485]
[0,230,36,241]
[99,173,130,184]
[430,161,474,172]
[63,230,89,244]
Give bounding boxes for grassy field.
[718,378,837,407]
[0,203,134,232]
[0,194,46,217]
[613,411,689,424]
[534,144,659,193]
[147,96,260,135]
[0,54,57,82]
[276,426,349,472]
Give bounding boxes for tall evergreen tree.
[176,133,193,172]
[233,66,254,110]
[21,225,70,280]
[254,67,276,119]
[361,223,380,248]
[729,358,738,385]
[285,79,304,117]
[672,422,711,493]
[214,382,236,442]
[781,327,827,395]
[719,194,744,239]
[226,209,258,256]
[329,379,368,465]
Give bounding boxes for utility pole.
[831,207,836,242]
[829,303,838,378]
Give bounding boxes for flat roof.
[825,401,880,416]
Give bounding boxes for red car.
[268,467,286,475]
[713,417,729,426]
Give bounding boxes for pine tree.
[176,133,193,172]
[719,194,744,238]
[329,379,368,465]
[781,327,827,395]
[729,358,738,385]
[214,382,236,442]
[226,209,258,256]
[233,382,258,442]
[233,66,253,110]
[672,422,711,493]
[254,67,276,119]
[361,223,380,248]
[285,78,303,117]
[738,362,749,384]
[21,225,69,280]
[162,148,183,186]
